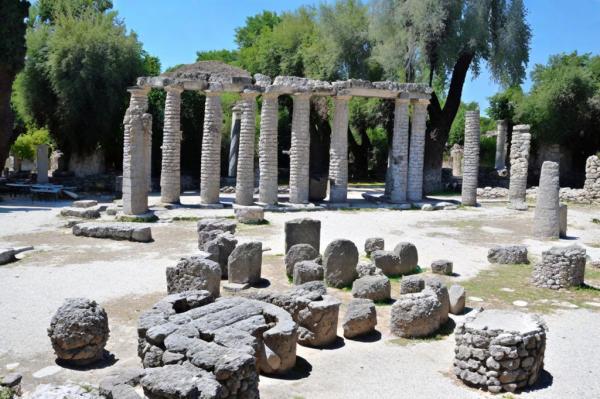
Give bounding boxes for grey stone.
[390,291,444,338]
[533,161,560,239]
[424,277,450,324]
[284,218,321,253]
[559,203,568,238]
[234,205,264,224]
[371,250,408,276]
[488,245,529,264]
[343,298,377,339]
[400,275,425,294]
[1,373,22,388]
[461,110,480,206]
[72,222,152,242]
[508,125,531,209]
[228,241,262,285]
[60,206,101,219]
[364,237,384,257]
[48,298,109,365]
[0,248,16,265]
[532,244,586,289]
[356,261,383,278]
[202,232,237,278]
[284,243,319,278]
[197,218,236,247]
[166,256,221,298]
[27,383,102,399]
[73,200,99,208]
[431,259,453,275]
[393,242,419,273]
[351,275,391,302]
[323,239,358,288]
[449,285,466,315]
[293,260,324,285]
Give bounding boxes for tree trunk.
[423,51,474,193]
[0,67,18,171]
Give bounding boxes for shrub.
[11,127,52,160]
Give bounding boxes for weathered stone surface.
[390,291,444,338]
[351,275,391,302]
[533,161,560,239]
[200,93,223,205]
[60,207,101,219]
[234,205,264,224]
[356,261,384,278]
[201,232,238,278]
[461,110,480,206]
[258,94,279,205]
[99,368,145,399]
[166,256,221,298]
[284,218,321,253]
[454,309,546,393]
[228,241,262,285]
[532,245,586,289]
[559,203,568,238]
[323,239,358,288]
[407,100,428,201]
[364,237,384,257]
[289,94,311,204]
[197,219,236,247]
[27,383,102,399]
[508,125,531,210]
[388,99,410,202]
[284,243,319,278]
[160,87,183,204]
[400,275,425,294]
[141,363,223,399]
[392,242,419,273]
[235,94,258,206]
[495,120,508,170]
[1,373,22,388]
[343,298,377,339]
[424,277,450,324]
[449,284,466,315]
[431,259,453,275]
[73,200,98,208]
[293,260,324,285]
[72,222,152,242]
[371,250,406,276]
[487,245,529,264]
[48,298,109,365]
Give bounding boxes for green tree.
[370,0,531,192]
[0,0,30,170]
[487,85,524,123]
[196,49,239,64]
[235,11,281,49]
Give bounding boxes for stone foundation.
[531,245,586,289]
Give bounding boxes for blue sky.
[113,0,600,113]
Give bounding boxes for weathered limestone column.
[389,97,410,203]
[508,125,531,210]
[328,95,350,203]
[258,94,279,205]
[143,112,153,193]
[235,92,258,205]
[450,144,463,177]
[228,105,242,178]
[533,161,560,239]
[584,155,600,200]
[200,92,223,205]
[160,86,183,204]
[495,119,508,170]
[122,86,150,215]
[36,144,49,184]
[289,93,311,204]
[461,110,480,206]
[407,99,429,201]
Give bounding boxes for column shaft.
[122,87,150,215]
[407,100,429,201]
[289,94,311,204]
[235,94,257,205]
[495,119,508,170]
[461,110,480,206]
[329,96,350,203]
[389,98,410,203]
[200,93,223,204]
[228,106,241,178]
[258,95,279,204]
[533,161,560,238]
[143,113,153,193]
[160,87,183,204]
[508,125,531,209]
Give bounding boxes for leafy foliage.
[11,127,52,160]
[0,0,30,73]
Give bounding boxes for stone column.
[508,125,531,210]
[584,155,600,200]
[407,99,429,201]
[200,92,223,205]
[328,95,350,203]
[533,161,560,239]
[258,94,279,205]
[450,144,463,177]
[143,112,153,193]
[461,110,480,206]
[389,98,410,203]
[495,119,508,170]
[235,93,258,205]
[36,144,49,184]
[160,86,183,204]
[122,86,150,215]
[289,94,311,204]
[228,105,241,178]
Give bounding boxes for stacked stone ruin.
[583,155,600,201]
[508,125,531,210]
[461,110,480,206]
[531,245,586,289]
[121,61,432,215]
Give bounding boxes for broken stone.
[343,298,377,339]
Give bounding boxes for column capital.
[165,85,184,94]
[261,92,280,100]
[240,91,260,100]
[334,95,352,101]
[395,97,411,105]
[293,92,312,100]
[204,90,223,97]
[412,98,430,107]
[128,86,150,96]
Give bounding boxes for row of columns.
[122,88,430,215]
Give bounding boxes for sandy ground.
[0,191,599,398]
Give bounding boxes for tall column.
[495,119,508,170]
[289,93,311,204]
[160,86,183,204]
[258,94,279,205]
[533,161,560,239]
[200,92,223,205]
[508,124,531,210]
[407,99,429,201]
[143,112,153,193]
[122,86,150,215]
[461,110,480,206]
[450,144,463,177]
[328,96,350,203]
[235,93,258,205]
[36,144,49,184]
[228,105,241,178]
[389,98,410,203]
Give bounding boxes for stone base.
[223,282,251,292]
[322,202,351,209]
[116,211,158,222]
[197,203,228,209]
[263,203,324,213]
[508,201,529,211]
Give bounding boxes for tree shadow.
[265,355,312,380]
[55,350,117,371]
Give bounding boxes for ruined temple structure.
[121,61,431,215]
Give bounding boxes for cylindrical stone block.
[533,161,560,239]
[200,93,223,205]
[450,144,463,177]
[495,119,508,170]
[328,96,350,203]
[583,155,600,200]
[461,110,480,206]
[228,105,241,178]
[160,86,183,204]
[289,94,311,204]
[122,86,150,215]
[258,94,279,205]
[144,113,153,193]
[36,144,49,184]
[508,125,531,209]
[389,98,410,203]
[559,203,567,238]
[532,244,585,289]
[235,94,258,205]
[407,99,429,201]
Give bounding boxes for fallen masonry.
[343,298,377,339]
[487,245,529,264]
[72,222,152,242]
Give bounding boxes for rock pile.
[531,245,586,289]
